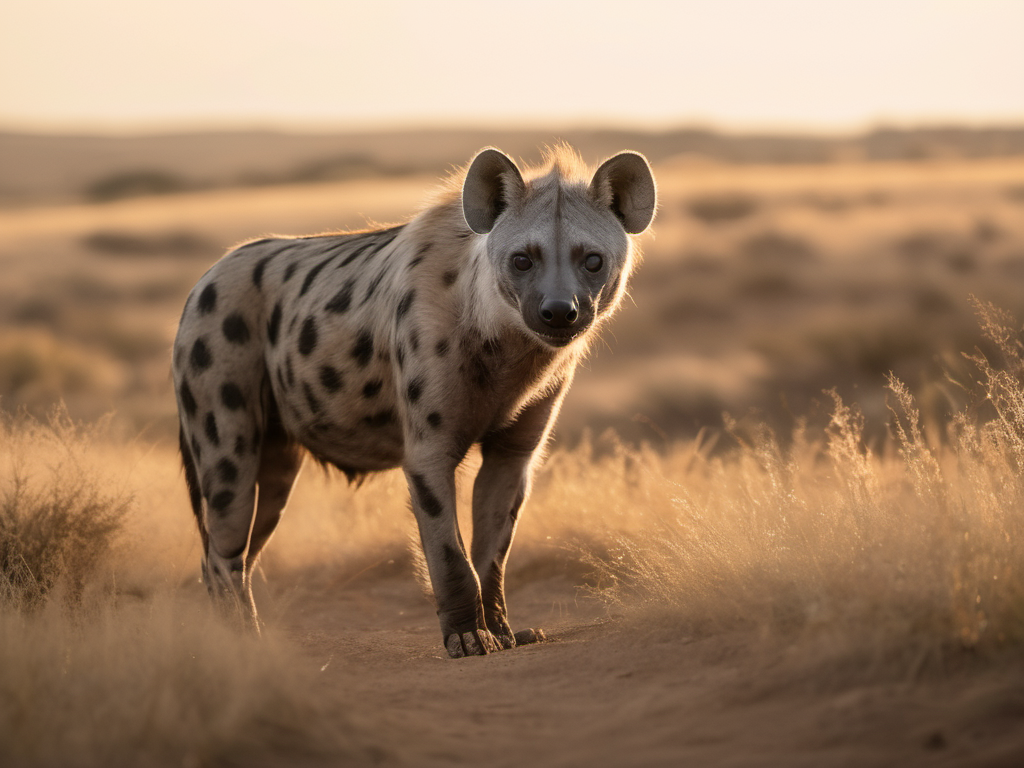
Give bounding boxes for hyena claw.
[445,629,501,658]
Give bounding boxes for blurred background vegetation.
[1,125,1023,449]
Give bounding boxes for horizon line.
[4,115,1024,139]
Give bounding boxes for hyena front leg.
[471,387,564,648]
[404,445,500,658]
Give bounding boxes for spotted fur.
[172,145,656,656]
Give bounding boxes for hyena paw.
[444,628,501,658]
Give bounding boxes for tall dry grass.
[528,300,1024,678]
[0,412,376,768]
[5,304,1024,764]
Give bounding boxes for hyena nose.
[539,298,579,328]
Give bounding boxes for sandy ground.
[263,570,1024,768]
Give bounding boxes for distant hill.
[2,125,1023,206]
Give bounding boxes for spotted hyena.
[173,145,656,657]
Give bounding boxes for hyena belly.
[260,235,408,475]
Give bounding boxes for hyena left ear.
[589,151,657,234]
[462,148,526,234]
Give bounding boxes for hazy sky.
[2,0,1023,132]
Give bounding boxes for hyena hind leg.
[190,436,264,631]
[246,416,304,570]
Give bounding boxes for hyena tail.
[178,423,210,552]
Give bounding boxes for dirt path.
[273,574,1024,767]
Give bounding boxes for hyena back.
[173,145,656,658]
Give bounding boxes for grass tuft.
[0,410,130,606]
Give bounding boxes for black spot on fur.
[362,379,383,398]
[216,457,238,484]
[267,302,282,345]
[407,242,432,270]
[409,329,420,353]
[204,412,220,446]
[234,434,247,456]
[396,289,415,321]
[210,489,235,514]
[374,226,403,252]
[283,261,299,282]
[298,317,318,355]
[340,240,377,267]
[179,379,197,417]
[325,279,355,314]
[317,236,354,258]
[351,330,374,367]
[427,411,442,428]
[300,255,336,296]
[319,365,343,393]
[198,283,217,314]
[220,382,245,410]
[442,269,459,287]
[435,338,449,357]
[303,382,322,415]
[252,255,272,289]
[362,270,385,305]
[406,377,423,403]
[362,409,396,428]
[410,473,443,518]
[190,338,212,372]
[222,313,250,345]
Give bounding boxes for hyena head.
[462,146,657,349]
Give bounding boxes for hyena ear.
[589,151,657,234]
[462,148,526,234]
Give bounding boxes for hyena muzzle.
[173,145,656,658]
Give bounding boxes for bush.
[687,192,759,224]
[84,170,188,202]
[81,228,215,258]
[0,412,130,605]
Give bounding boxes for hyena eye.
[584,253,603,273]
[512,253,533,271]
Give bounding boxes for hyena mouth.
[535,329,583,348]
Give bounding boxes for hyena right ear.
[589,151,657,234]
[462,148,526,234]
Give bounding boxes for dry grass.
[537,302,1024,680]
[0,414,376,768]
[0,411,130,605]
[4,306,1024,763]
[0,595,372,768]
